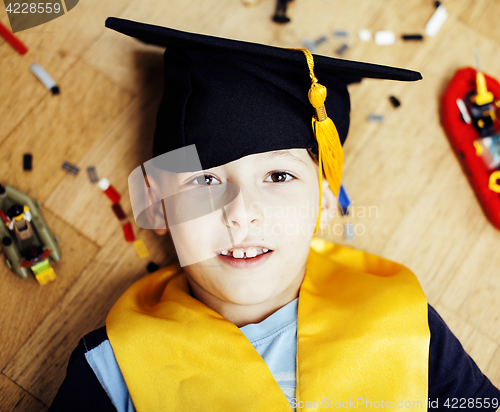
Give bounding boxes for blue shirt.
[239,298,298,410]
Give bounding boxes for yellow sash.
[107,238,429,411]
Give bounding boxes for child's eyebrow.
[261,151,308,166]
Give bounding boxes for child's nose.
[222,190,262,230]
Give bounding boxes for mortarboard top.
[105,17,422,173]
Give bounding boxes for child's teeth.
[224,247,268,258]
[232,249,244,259]
[245,248,257,258]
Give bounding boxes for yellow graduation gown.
[106,238,430,411]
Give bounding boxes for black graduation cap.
[105,17,421,174]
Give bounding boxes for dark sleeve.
[428,304,500,411]
[48,327,117,412]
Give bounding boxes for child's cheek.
[169,211,229,266]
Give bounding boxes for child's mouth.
[215,247,273,268]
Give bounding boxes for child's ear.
[319,178,337,229]
[144,175,169,236]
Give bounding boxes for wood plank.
[0,0,135,144]
[44,95,162,246]
[0,373,47,412]
[458,252,500,342]
[459,0,500,44]
[0,208,98,371]
[0,59,133,204]
[438,221,500,318]
[3,227,177,406]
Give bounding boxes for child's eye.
[265,171,296,183]
[187,174,221,186]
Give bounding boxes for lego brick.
[87,166,99,184]
[375,31,395,45]
[367,113,385,123]
[133,239,149,259]
[146,261,160,273]
[98,178,121,203]
[402,34,423,41]
[111,203,126,221]
[61,161,79,175]
[122,221,135,242]
[426,5,448,37]
[333,30,348,38]
[23,154,32,171]
[335,44,349,56]
[389,95,401,108]
[29,63,59,95]
[338,184,351,216]
[358,29,371,42]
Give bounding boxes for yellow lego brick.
[133,239,149,259]
[35,267,56,285]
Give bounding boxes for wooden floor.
[1,0,500,409]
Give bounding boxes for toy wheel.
[5,259,11,269]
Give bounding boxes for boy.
[49,17,500,411]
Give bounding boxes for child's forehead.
[171,148,314,176]
[223,148,312,167]
[161,149,317,182]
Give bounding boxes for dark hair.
[307,148,319,165]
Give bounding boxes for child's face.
[155,148,333,307]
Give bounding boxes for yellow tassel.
[289,48,344,235]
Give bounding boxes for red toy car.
[441,66,500,230]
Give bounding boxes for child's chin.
[225,290,276,306]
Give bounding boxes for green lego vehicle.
[0,183,61,285]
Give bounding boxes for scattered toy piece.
[344,222,355,241]
[335,44,349,56]
[147,261,160,273]
[122,221,135,242]
[367,113,384,123]
[434,1,441,8]
[358,29,371,42]
[98,178,121,203]
[87,166,99,184]
[389,96,401,108]
[456,98,472,124]
[0,21,28,55]
[32,258,56,285]
[23,154,32,171]
[333,30,349,38]
[302,38,316,52]
[375,31,395,45]
[272,0,292,24]
[29,63,59,95]
[402,34,423,41]
[62,161,79,175]
[314,35,328,47]
[112,203,127,221]
[338,184,351,216]
[133,239,149,259]
[0,210,9,224]
[425,4,448,37]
